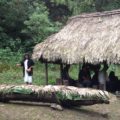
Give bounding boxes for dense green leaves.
[0,0,62,53]
[2,86,33,95]
[0,0,120,56]
[51,0,120,14]
[23,3,62,44]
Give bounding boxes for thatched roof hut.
[33,9,120,64]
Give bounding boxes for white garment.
[24,59,32,83]
[98,71,105,84]
[98,70,108,90]
[24,59,28,70]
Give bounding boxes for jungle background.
[0,1,120,120]
[1,0,120,85]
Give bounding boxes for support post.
[45,62,48,85]
[78,63,81,80]
[60,64,63,84]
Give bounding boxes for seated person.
[62,65,70,80]
[92,65,100,89]
[62,65,76,86]
[78,64,91,88]
[107,71,118,92]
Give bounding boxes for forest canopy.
[0,0,120,62]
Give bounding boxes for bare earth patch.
[0,94,120,120]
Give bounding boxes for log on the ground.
[0,85,110,106]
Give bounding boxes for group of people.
[78,63,108,90]
[79,63,120,92]
[17,53,120,93]
[62,63,120,92]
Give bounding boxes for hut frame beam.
[45,62,48,85]
[60,64,63,85]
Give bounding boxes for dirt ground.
[0,95,120,120]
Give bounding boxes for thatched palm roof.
[32,9,120,64]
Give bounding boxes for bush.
[0,48,22,65]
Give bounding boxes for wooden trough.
[0,85,110,109]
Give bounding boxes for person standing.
[98,62,108,90]
[17,53,34,84]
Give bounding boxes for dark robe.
[21,59,34,76]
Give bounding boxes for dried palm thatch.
[33,9,120,64]
[0,85,109,107]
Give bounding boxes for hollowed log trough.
[0,85,110,108]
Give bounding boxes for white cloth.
[24,59,32,83]
[24,59,28,70]
[98,70,108,90]
[98,71,105,84]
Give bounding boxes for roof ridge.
[69,9,120,20]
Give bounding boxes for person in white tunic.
[98,63,108,90]
[17,53,34,84]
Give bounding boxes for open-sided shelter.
[32,9,120,84]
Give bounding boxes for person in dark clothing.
[107,71,118,93]
[78,64,91,87]
[92,65,100,89]
[17,53,34,84]
[62,65,76,86]
[62,65,70,80]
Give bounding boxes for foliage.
[51,0,94,14]
[102,0,120,10]
[1,86,33,95]
[0,0,62,52]
[23,2,62,44]
[51,0,120,14]
[0,0,31,52]
[0,0,120,54]
[56,91,108,101]
[0,48,22,63]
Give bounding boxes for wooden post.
[60,64,63,84]
[77,63,81,87]
[45,62,48,85]
[78,63,81,80]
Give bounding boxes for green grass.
[0,62,55,85]
[0,62,65,85]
